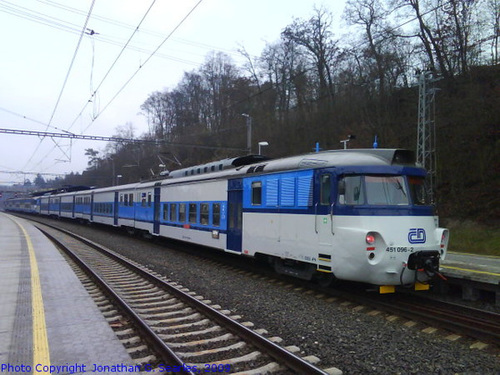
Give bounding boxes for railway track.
[360,292,500,347]
[35,222,336,375]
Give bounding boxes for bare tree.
[260,39,310,122]
[282,7,339,101]
[345,0,393,97]
[201,52,241,132]
[484,0,499,64]
[140,91,176,140]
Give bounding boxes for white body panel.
[92,191,115,226]
[164,179,228,201]
[157,179,228,248]
[158,225,227,250]
[60,195,74,218]
[74,193,92,220]
[243,212,446,285]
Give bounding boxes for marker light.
[440,230,449,249]
[366,233,376,244]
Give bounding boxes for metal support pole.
[242,114,252,154]
[416,71,439,204]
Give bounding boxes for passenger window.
[251,181,262,205]
[189,203,197,223]
[179,203,186,222]
[169,203,177,222]
[129,194,134,206]
[200,203,209,225]
[213,203,220,227]
[147,192,152,207]
[163,204,168,220]
[236,202,242,229]
[320,174,331,205]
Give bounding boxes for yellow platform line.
[12,218,51,371]
[447,251,500,259]
[441,265,500,277]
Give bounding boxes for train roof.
[148,148,418,187]
[165,154,270,178]
[26,149,419,197]
[255,148,416,175]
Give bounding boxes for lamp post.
[258,141,269,155]
[241,113,252,154]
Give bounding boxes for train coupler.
[407,250,440,277]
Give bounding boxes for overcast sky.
[0,0,347,185]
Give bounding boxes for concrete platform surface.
[0,213,136,374]
[442,251,500,285]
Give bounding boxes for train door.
[153,185,161,235]
[227,179,243,252]
[90,192,94,222]
[113,192,119,226]
[315,171,336,248]
[72,196,76,218]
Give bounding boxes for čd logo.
[408,228,426,244]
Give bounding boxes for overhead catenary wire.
[23,0,160,172]
[26,0,206,173]
[80,0,205,135]
[67,0,159,133]
[21,0,96,171]
[0,1,82,34]
[0,0,240,62]
[34,0,241,57]
[46,0,96,128]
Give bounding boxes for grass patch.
[444,220,500,257]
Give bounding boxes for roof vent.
[255,164,266,172]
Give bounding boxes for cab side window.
[338,176,364,205]
[320,174,331,205]
[251,181,262,205]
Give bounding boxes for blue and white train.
[5,149,449,293]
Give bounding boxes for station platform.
[0,213,135,374]
[441,252,500,285]
[438,252,500,304]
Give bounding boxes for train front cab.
[321,165,449,293]
[241,163,448,293]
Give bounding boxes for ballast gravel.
[48,221,499,374]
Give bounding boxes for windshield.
[338,175,410,206]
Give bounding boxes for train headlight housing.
[366,233,376,245]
